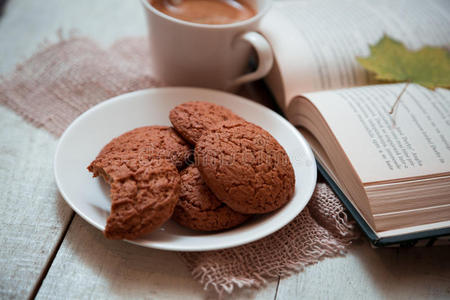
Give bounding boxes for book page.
[300,84,450,183]
[260,0,450,108]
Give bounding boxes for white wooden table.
[0,0,449,299]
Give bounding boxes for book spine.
[317,160,450,247]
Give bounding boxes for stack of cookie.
[88,101,295,240]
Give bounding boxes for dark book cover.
[317,161,450,247]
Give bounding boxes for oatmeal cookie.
[169,101,243,145]
[89,126,191,172]
[195,121,295,214]
[172,165,249,231]
[87,126,187,239]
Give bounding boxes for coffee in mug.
[142,0,273,91]
[149,0,256,25]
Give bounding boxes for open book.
[259,0,450,245]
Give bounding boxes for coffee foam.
[150,0,256,25]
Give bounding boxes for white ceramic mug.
[141,0,273,91]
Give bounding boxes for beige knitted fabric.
[0,37,359,295]
[0,37,161,136]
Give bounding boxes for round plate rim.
[54,87,317,251]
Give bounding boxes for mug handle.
[228,31,274,89]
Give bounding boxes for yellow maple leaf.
[357,35,450,90]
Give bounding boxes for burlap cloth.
[0,37,359,295]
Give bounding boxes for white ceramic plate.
[54,87,317,251]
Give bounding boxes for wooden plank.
[0,106,74,298]
[276,239,450,299]
[36,216,278,300]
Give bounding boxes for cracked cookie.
[195,121,295,214]
[109,159,179,239]
[90,158,180,240]
[89,126,192,171]
[169,101,243,145]
[87,126,188,239]
[172,165,249,231]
